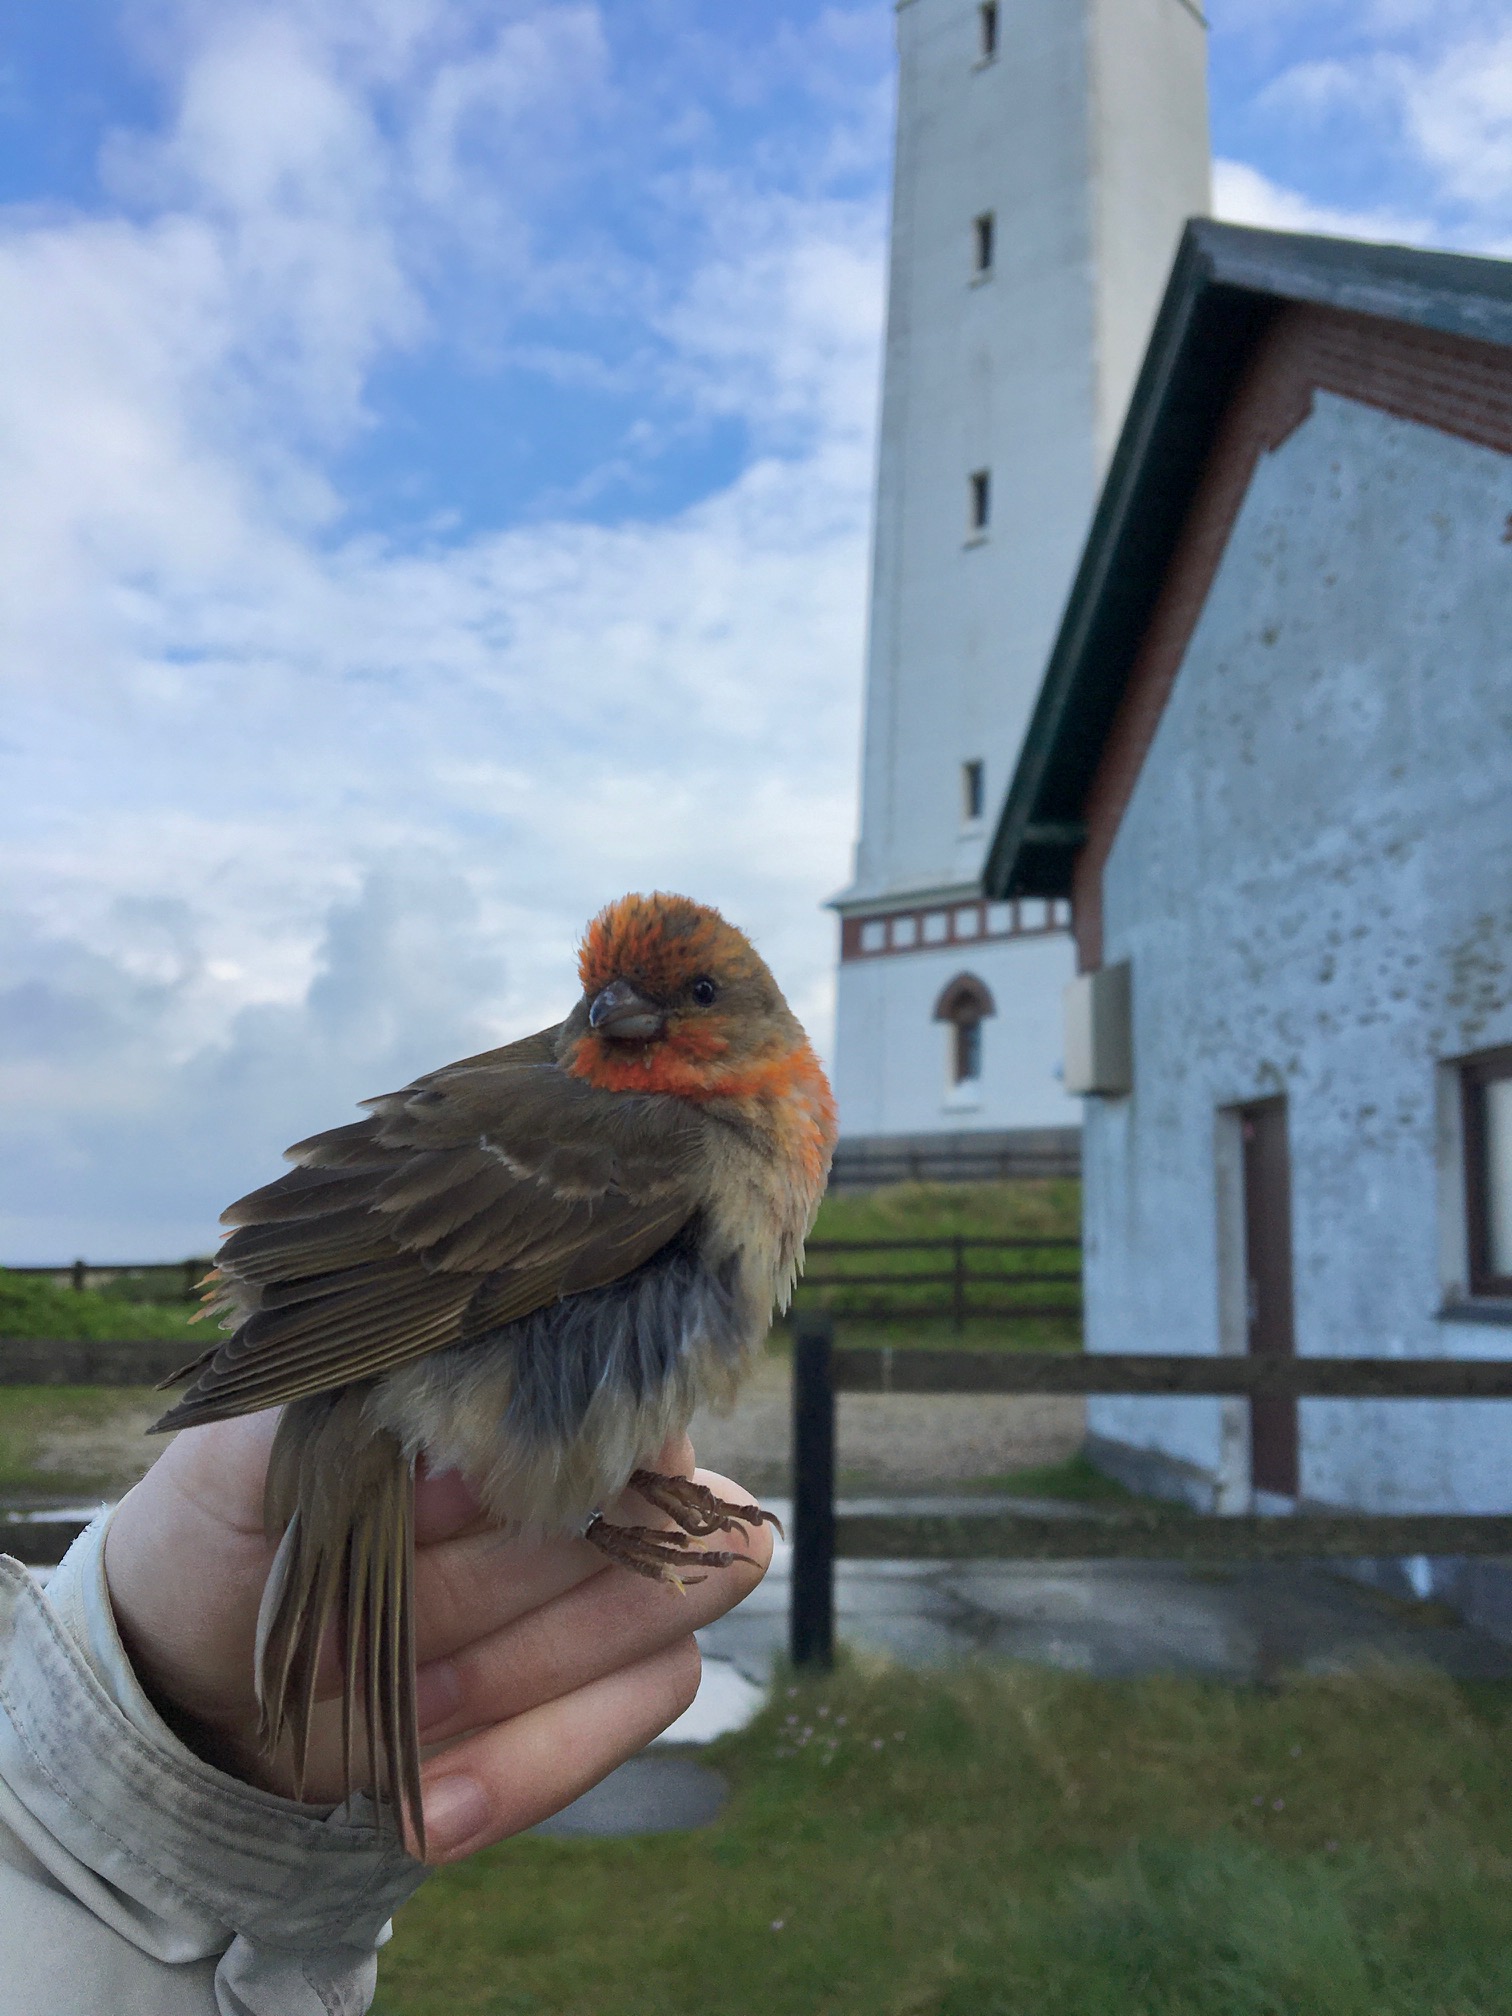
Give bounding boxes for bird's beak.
[588,978,665,1041]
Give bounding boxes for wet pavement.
[531,1754,729,1838]
[689,1494,1512,1721]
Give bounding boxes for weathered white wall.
[1085,392,1512,1515]
[834,930,1077,1136]
[833,0,1207,1138]
[850,0,1088,907]
[1088,0,1211,465]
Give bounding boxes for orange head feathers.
[564,892,836,1180]
[577,892,767,1011]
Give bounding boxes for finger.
[105,1416,283,1724]
[149,1411,282,1541]
[414,1477,772,1740]
[404,1433,705,1671]
[417,1637,702,1863]
[407,1524,611,1671]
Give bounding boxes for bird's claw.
[583,1469,781,1584]
[584,1512,749,1585]
[627,1468,786,1542]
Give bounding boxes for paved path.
[685,1495,1512,1731]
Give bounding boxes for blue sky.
[2,0,1509,1259]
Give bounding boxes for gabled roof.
[983,219,1512,899]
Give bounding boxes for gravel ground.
[690,1351,1084,1496]
[34,1404,164,1490]
[18,1353,1084,1504]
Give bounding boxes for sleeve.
[0,1516,429,2016]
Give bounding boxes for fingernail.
[414,1657,462,1732]
[424,1774,488,1857]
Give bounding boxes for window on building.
[973,211,995,276]
[962,758,985,820]
[1463,1047,1512,1296]
[934,973,996,1086]
[969,468,991,533]
[979,2,998,60]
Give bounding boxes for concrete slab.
[693,1497,1512,1690]
[529,1755,727,1839]
[653,1656,765,1745]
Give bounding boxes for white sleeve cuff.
[0,1519,427,2016]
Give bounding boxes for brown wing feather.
[154,1020,708,1432]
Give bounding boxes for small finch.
[154,893,836,1850]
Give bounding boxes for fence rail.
[836,1511,1512,1564]
[788,1315,1512,1668]
[3,1260,211,1301]
[0,1339,192,1386]
[794,1234,1082,1332]
[830,1347,1512,1398]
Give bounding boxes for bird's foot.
[583,1514,745,1588]
[627,1468,786,1543]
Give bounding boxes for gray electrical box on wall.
[1063,963,1133,1097]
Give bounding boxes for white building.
[830,0,1209,1176]
[989,223,1512,1633]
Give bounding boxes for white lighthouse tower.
[831,0,1210,1173]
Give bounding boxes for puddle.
[529,1754,728,1838]
[655,1654,766,1745]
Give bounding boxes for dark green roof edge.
[982,219,1512,900]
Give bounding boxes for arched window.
[933,973,996,1085]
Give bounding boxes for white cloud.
[1212,158,1433,248]
[0,1,888,1258]
[1403,27,1512,210]
[1229,6,1512,254]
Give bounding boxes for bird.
[153,892,837,1852]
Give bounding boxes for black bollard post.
[789,1311,836,1670]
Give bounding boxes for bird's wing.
[155,1024,709,1430]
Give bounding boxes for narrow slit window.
[979,2,998,60]
[962,759,985,821]
[1463,1047,1512,1297]
[956,1020,982,1083]
[969,469,991,533]
[973,211,995,275]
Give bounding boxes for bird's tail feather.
[255,1388,424,1852]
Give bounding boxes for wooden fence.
[787,1313,1512,1668]
[794,1235,1081,1331]
[4,1260,210,1300]
[0,1339,191,1386]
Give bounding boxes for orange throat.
[568,1030,837,1194]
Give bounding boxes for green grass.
[969,1450,1138,1503]
[809,1178,1081,1244]
[377,1659,1512,2016]
[0,1267,200,1344]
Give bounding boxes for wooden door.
[1241,1097,1298,1497]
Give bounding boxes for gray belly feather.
[367,1236,753,1532]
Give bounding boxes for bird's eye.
[689,976,719,1006]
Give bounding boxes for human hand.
[103,1415,770,1863]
